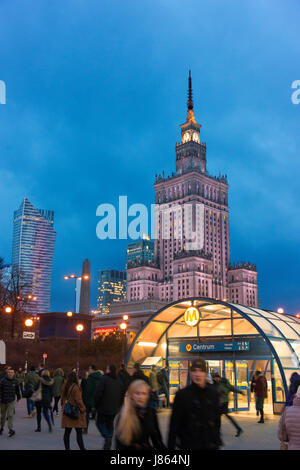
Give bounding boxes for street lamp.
[64,274,90,313]
[67,311,73,317]
[120,321,127,362]
[75,323,84,373]
[277,307,285,314]
[24,319,33,327]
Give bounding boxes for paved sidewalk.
[0,399,280,450]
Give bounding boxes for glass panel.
[270,340,295,368]
[154,304,185,323]
[228,304,260,316]
[233,318,258,335]
[236,361,249,410]
[284,323,300,337]
[273,359,285,402]
[167,322,198,338]
[198,319,232,336]
[138,321,168,343]
[289,340,300,364]
[251,308,284,320]
[270,320,300,340]
[245,315,283,337]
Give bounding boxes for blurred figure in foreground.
[278,386,300,450]
[115,379,166,450]
[168,359,220,450]
[286,372,300,407]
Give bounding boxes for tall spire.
[185,70,197,124]
[187,70,193,110]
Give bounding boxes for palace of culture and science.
[126,72,258,308]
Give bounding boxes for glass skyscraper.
[97,270,126,315]
[126,235,154,268]
[12,198,56,314]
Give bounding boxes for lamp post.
[64,274,89,313]
[120,316,128,362]
[75,323,84,374]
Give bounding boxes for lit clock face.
[192,132,200,143]
[183,132,190,143]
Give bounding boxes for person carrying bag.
[61,372,86,450]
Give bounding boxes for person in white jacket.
[278,384,300,450]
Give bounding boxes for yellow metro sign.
[184,306,200,327]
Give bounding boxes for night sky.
[0,0,299,314]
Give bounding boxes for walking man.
[212,372,244,438]
[168,359,220,450]
[0,368,21,437]
[253,370,268,423]
[94,364,123,449]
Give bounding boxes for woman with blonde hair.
[115,379,166,450]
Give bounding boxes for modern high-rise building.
[97,269,126,315]
[12,197,56,314]
[126,235,154,268]
[126,72,258,307]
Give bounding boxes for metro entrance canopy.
[127,298,300,414]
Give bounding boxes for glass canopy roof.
[127,298,300,396]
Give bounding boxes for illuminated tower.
[12,197,56,314]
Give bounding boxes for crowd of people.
[0,360,299,450]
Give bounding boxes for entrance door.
[224,360,250,412]
[235,360,250,411]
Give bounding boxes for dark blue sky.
[0,0,299,314]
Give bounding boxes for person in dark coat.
[157,366,169,406]
[115,379,166,450]
[86,365,102,425]
[80,371,89,434]
[34,369,54,432]
[52,368,65,416]
[0,368,21,437]
[94,364,123,449]
[286,372,300,406]
[61,372,86,450]
[130,363,149,384]
[168,359,220,450]
[117,363,131,402]
[252,371,268,423]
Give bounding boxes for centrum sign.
[179,341,250,353]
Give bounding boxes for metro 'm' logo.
[184,307,200,327]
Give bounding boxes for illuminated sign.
[184,307,200,327]
[94,327,116,335]
[179,341,250,353]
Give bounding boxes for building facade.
[127,72,258,307]
[127,235,154,268]
[12,197,56,314]
[97,269,126,314]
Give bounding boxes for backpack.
[23,384,34,398]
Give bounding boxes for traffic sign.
[23,331,35,340]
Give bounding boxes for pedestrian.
[52,368,65,416]
[94,364,123,449]
[86,365,102,426]
[278,386,300,450]
[80,371,89,434]
[129,362,149,384]
[168,359,220,450]
[157,366,169,407]
[252,370,268,423]
[24,365,39,418]
[212,372,244,438]
[149,365,160,409]
[0,368,21,437]
[61,371,86,450]
[115,379,166,450]
[16,368,25,397]
[286,372,300,406]
[34,369,54,432]
[117,363,131,402]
